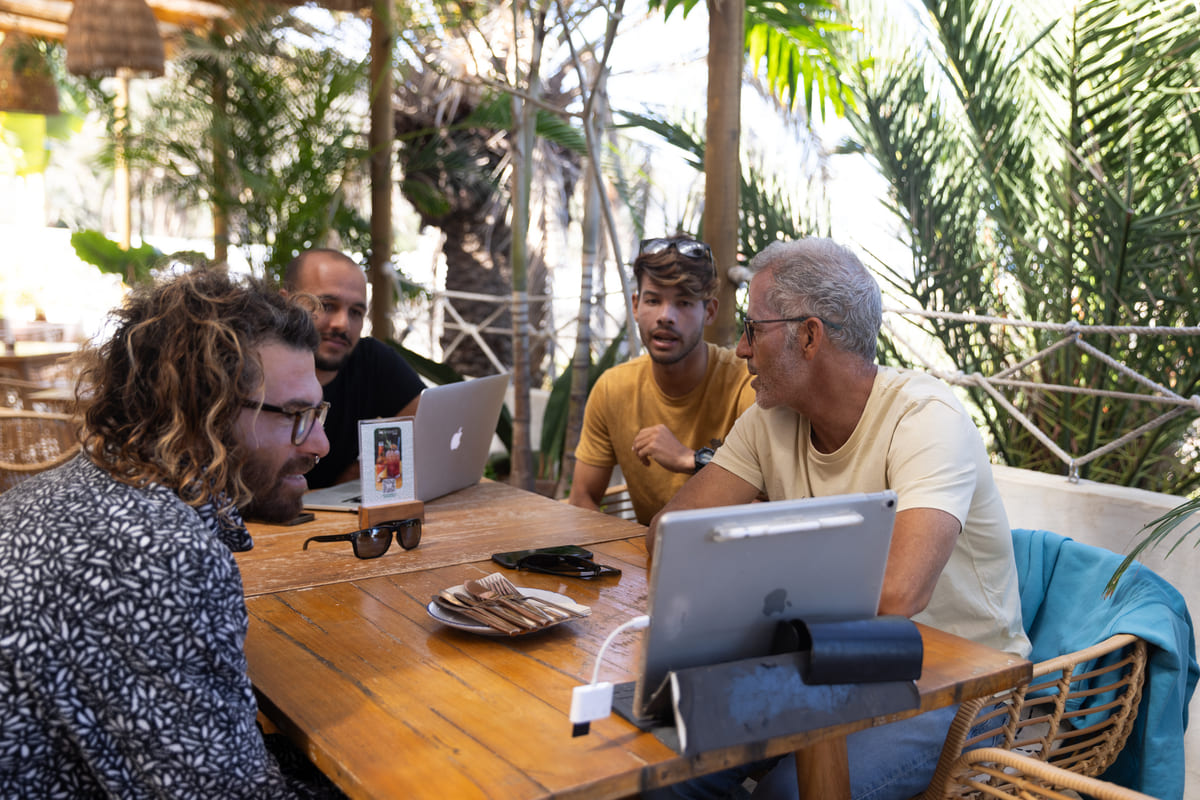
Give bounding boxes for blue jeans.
[643,704,962,800]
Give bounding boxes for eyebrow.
[317,293,368,313]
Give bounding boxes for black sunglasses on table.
[638,237,714,265]
[303,518,422,559]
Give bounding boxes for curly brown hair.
[632,235,719,299]
[78,267,318,513]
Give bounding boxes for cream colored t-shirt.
[574,343,755,524]
[714,366,1031,657]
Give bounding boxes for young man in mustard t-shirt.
[569,235,755,524]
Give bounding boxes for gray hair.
[749,238,882,361]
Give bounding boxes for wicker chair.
[921,633,1147,798]
[0,375,50,409]
[0,411,81,493]
[600,483,636,520]
[947,747,1156,800]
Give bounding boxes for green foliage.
[617,111,824,268]
[69,230,161,284]
[648,0,853,121]
[1107,497,1200,593]
[123,8,371,280]
[844,0,1200,495]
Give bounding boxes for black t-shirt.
[305,337,425,489]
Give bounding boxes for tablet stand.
[612,616,923,756]
[358,500,425,529]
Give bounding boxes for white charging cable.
[569,614,650,736]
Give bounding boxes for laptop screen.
[634,491,898,718]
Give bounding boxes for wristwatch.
[693,446,715,473]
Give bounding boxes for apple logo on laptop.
[761,588,791,617]
[449,426,463,450]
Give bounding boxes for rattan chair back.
[0,411,81,493]
[947,747,1155,800]
[922,633,1146,798]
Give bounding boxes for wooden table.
[240,488,1032,800]
[0,342,77,383]
[238,481,644,596]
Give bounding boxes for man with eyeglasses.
[646,238,1030,800]
[0,269,340,797]
[569,235,755,525]
[283,249,425,489]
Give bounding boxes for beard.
[314,333,354,372]
[240,452,317,523]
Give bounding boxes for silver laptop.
[304,373,510,511]
[633,490,898,718]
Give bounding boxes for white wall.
[991,464,1198,793]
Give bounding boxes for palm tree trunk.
[507,1,550,492]
[368,0,394,340]
[703,0,744,347]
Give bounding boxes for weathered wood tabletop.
[241,487,1031,800]
[237,480,645,597]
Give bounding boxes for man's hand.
[632,425,694,473]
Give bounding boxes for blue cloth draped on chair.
[1011,528,1198,800]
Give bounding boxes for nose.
[304,417,331,459]
[736,328,753,359]
[657,303,678,326]
[322,305,349,333]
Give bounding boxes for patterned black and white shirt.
[0,454,297,798]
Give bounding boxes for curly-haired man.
[0,268,333,797]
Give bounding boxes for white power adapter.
[569,681,613,737]
[570,614,649,737]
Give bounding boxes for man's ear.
[703,297,718,325]
[632,292,640,314]
[799,317,825,357]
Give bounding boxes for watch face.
[695,447,715,471]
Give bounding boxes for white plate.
[427,587,588,636]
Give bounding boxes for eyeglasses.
[638,237,714,264]
[740,312,843,347]
[514,552,621,579]
[303,518,422,559]
[244,400,329,446]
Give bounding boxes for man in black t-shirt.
[283,249,425,488]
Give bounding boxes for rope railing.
[883,307,1200,481]
[388,266,1200,483]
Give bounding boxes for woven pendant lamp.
[0,33,60,116]
[65,0,165,78]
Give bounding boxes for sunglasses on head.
[638,237,714,264]
[514,552,621,579]
[303,518,422,559]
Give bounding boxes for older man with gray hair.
[648,238,1030,799]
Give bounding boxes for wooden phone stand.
[358,500,425,528]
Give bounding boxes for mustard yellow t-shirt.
[574,343,755,524]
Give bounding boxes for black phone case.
[490,544,594,569]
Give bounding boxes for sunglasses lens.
[395,519,421,550]
[354,528,392,559]
[676,241,711,261]
[638,237,671,256]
